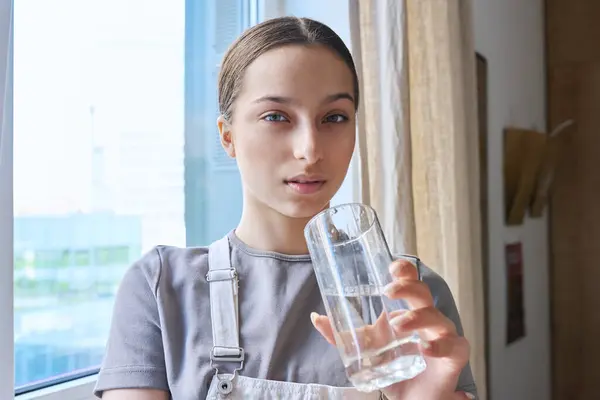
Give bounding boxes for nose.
[293,122,323,164]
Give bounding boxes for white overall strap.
[207,236,244,378]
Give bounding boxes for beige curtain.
[350,0,487,398]
[348,0,416,257]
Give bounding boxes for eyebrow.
[252,92,355,105]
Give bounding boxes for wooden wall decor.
[504,127,547,225]
[529,120,574,217]
[503,121,572,225]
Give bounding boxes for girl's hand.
[311,259,474,400]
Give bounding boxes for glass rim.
[304,202,378,239]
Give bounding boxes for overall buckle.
[210,346,245,373]
[211,346,245,395]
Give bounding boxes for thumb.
[310,312,336,345]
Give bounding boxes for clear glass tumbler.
[304,203,427,392]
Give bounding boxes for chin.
[277,198,331,220]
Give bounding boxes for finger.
[312,312,391,350]
[389,259,419,280]
[450,391,477,400]
[388,309,409,320]
[390,307,457,338]
[420,336,470,365]
[310,312,336,345]
[383,279,434,308]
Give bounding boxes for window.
[12,0,263,395]
[7,0,355,398]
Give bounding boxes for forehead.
[238,44,355,102]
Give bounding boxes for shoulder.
[393,255,460,325]
[394,255,451,297]
[120,245,210,296]
[417,259,454,309]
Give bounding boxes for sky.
[13,0,185,215]
[12,0,355,219]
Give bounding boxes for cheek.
[234,129,284,175]
[330,133,355,169]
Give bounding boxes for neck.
[235,197,324,255]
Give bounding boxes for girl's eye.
[263,113,289,122]
[323,114,348,123]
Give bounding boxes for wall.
[282,0,350,44]
[546,0,600,398]
[473,0,551,399]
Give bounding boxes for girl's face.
[219,44,356,220]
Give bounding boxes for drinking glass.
[304,203,426,392]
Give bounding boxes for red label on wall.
[506,242,526,344]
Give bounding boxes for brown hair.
[218,16,359,121]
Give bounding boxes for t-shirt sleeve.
[419,260,479,398]
[94,247,169,398]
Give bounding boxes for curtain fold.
[349,0,416,256]
[350,0,487,398]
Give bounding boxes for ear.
[217,115,235,158]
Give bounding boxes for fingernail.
[389,261,403,276]
[310,312,319,324]
[389,312,412,328]
[465,393,476,400]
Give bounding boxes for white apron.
[205,237,384,399]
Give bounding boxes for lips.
[285,175,326,195]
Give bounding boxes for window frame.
[15,376,97,400]
[0,2,13,400]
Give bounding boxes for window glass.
[14,0,253,392]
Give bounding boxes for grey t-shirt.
[94,230,477,399]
